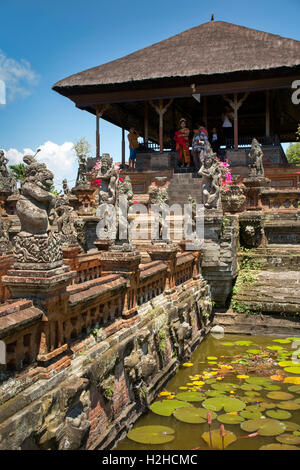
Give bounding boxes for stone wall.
[0,275,211,450]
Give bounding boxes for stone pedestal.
[147,242,179,293]
[62,244,81,272]
[243,176,271,210]
[98,249,141,318]
[72,184,97,216]
[94,239,111,252]
[0,253,13,302]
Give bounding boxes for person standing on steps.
[174,118,190,168]
[221,106,234,148]
[127,127,139,169]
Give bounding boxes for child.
[191,127,202,171]
[198,125,209,167]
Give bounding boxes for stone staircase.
[167,173,203,206]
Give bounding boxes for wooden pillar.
[266,90,270,137]
[144,101,149,146]
[121,128,125,166]
[150,99,173,154]
[95,105,109,158]
[96,111,100,158]
[224,92,249,151]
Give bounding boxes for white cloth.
[222,115,232,128]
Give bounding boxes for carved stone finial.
[0,150,17,194]
[0,218,12,255]
[248,138,265,177]
[55,197,78,247]
[62,179,70,195]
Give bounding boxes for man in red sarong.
[174,118,190,167]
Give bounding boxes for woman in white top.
[222,106,233,147]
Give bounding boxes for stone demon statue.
[148,185,170,241]
[199,146,222,210]
[248,138,264,177]
[97,153,118,205]
[14,155,62,266]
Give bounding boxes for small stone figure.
[0,218,12,255]
[199,147,222,210]
[149,185,170,241]
[221,182,246,213]
[56,197,78,247]
[248,138,264,177]
[62,179,70,196]
[13,154,62,266]
[76,153,88,186]
[0,150,17,193]
[97,154,118,205]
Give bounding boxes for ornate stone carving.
[0,150,17,193]
[74,219,86,252]
[221,183,246,212]
[14,155,62,267]
[55,197,78,247]
[199,147,221,210]
[62,179,70,196]
[0,218,12,255]
[239,215,264,248]
[248,138,264,177]
[97,154,118,205]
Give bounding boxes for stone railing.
[261,188,300,211]
[0,245,202,381]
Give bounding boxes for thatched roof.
[53,21,300,91]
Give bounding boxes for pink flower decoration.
[119,177,124,182]
[96,179,101,186]
[133,200,138,204]
[90,181,94,186]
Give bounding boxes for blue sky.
[1,0,299,189]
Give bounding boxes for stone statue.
[0,218,12,255]
[221,182,246,213]
[74,219,86,252]
[199,147,222,210]
[76,153,88,186]
[0,150,17,193]
[55,197,78,247]
[13,155,62,266]
[149,185,170,241]
[248,138,264,177]
[97,154,118,205]
[62,179,70,196]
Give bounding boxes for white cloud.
[4,141,78,191]
[0,49,40,103]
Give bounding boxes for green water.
[116,333,300,451]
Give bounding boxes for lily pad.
[127,425,175,444]
[203,396,246,412]
[205,390,227,397]
[173,407,216,424]
[266,409,292,420]
[241,383,262,391]
[276,434,300,445]
[267,391,294,401]
[201,429,237,450]
[267,345,284,351]
[244,391,260,398]
[234,340,253,346]
[246,377,272,386]
[240,409,262,420]
[175,391,206,402]
[207,356,218,360]
[246,349,261,354]
[277,400,300,411]
[263,384,281,391]
[211,382,239,392]
[221,342,235,346]
[278,361,295,367]
[284,422,300,432]
[259,402,276,410]
[217,414,245,424]
[288,385,300,393]
[241,418,286,436]
[259,443,299,450]
[150,400,192,416]
[284,366,300,374]
[272,339,291,344]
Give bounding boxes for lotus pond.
[116,334,300,451]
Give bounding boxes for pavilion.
[53,19,300,166]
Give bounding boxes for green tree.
[9,163,27,181]
[73,137,91,161]
[286,142,300,164]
